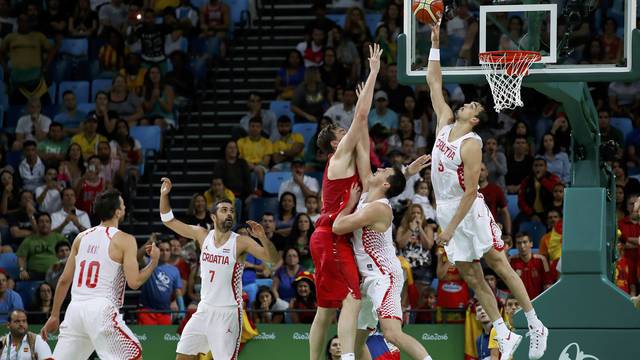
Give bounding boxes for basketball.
[412,0,444,25]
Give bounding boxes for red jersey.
[315,154,359,228]
[615,256,630,294]
[78,177,105,214]
[479,183,507,219]
[510,254,551,299]
[618,216,640,284]
[437,266,469,309]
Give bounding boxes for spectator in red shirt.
[435,246,468,323]
[479,161,512,238]
[75,156,105,217]
[510,233,552,299]
[169,237,190,285]
[615,240,634,295]
[518,156,561,222]
[618,194,640,291]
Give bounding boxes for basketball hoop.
[479,50,542,112]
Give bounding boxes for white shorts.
[54,298,141,360]
[176,303,242,358]
[357,270,404,330]
[437,196,504,263]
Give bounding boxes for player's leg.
[379,318,430,360]
[207,308,242,360]
[176,307,212,360]
[310,306,337,360]
[92,307,143,360]
[53,308,95,360]
[355,330,372,360]
[337,293,360,359]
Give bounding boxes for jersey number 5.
[78,260,100,288]
[438,161,444,172]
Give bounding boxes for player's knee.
[383,329,404,346]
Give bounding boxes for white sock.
[525,309,543,329]
[341,353,355,360]
[493,318,510,339]
[422,356,433,360]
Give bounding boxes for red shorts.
[310,226,361,308]
[137,309,172,325]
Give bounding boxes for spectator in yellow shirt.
[237,117,273,188]
[71,116,109,159]
[272,116,305,171]
[204,176,236,209]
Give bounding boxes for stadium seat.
[190,0,206,8]
[4,106,25,133]
[507,194,519,220]
[327,14,346,27]
[269,101,295,121]
[58,81,90,103]
[0,82,8,109]
[519,220,547,247]
[43,104,59,118]
[130,126,162,176]
[365,13,382,35]
[91,79,113,100]
[292,123,317,144]
[48,82,57,103]
[309,172,323,186]
[264,171,292,195]
[59,38,89,57]
[15,281,43,308]
[6,150,23,169]
[76,102,95,114]
[248,197,279,221]
[611,117,633,139]
[227,0,249,27]
[0,253,19,279]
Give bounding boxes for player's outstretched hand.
[160,177,173,196]
[346,182,362,210]
[369,43,383,73]
[246,220,267,240]
[355,82,365,98]
[147,241,160,262]
[430,18,442,47]
[406,154,432,177]
[41,316,59,341]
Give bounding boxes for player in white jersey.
[426,20,548,360]
[40,189,161,360]
[159,177,279,360]
[332,152,433,360]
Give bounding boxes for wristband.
[429,48,440,61]
[160,210,174,222]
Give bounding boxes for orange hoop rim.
[479,50,542,64]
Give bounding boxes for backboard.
[398,0,640,84]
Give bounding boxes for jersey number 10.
[78,260,100,288]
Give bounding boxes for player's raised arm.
[120,232,160,289]
[239,221,279,263]
[332,183,390,235]
[159,177,208,245]
[426,19,454,135]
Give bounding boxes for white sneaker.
[497,331,522,360]
[527,325,548,359]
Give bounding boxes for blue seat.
[43,104,59,118]
[611,117,633,140]
[15,281,43,308]
[255,278,273,288]
[4,106,25,133]
[227,0,249,27]
[0,106,3,129]
[519,221,547,248]
[365,13,382,35]
[59,38,89,57]
[327,14,346,27]
[292,123,317,145]
[507,194,519,220]
[269,100,295,122]
[0,82,8,108]
[309,172,323,186]
[76,102,95,114]
[130,126,162,176]
[6,151,23,169]
[0,253,19,279]
[91,79,113,100]
[264,171,292,195]
[248,197,279,221]
[191,0,206,8]
[48,82,57,103]
[58,81,90,103]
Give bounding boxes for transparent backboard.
[398,0,639,84]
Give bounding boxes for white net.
[479,51,541,112]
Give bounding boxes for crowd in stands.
[1,0,639,354]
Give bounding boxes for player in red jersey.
[509,233,553,299]
[308,44,383,360]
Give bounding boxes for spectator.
[389,114,427,155]
[138,238,183,325]
[119,53,147,96]
[506,136,533,194]
[509,233,552,299]
[410,179,436,221]
[99,0,128,35]
[54,91,86,135]
[538,210,563,262]
[242,242,267,306]
[1,170,20,216]
[0,0,15,38]
[237,117,273,189]
[327,26,360,78]
[17,212,66,281]
[368,91,398,131]
[35,167,62,214]
[75,156,106,215]
[478,162,512,237]
[608,80,640,119]
[8,190,37,248]
[292,67,326,123]
[129,8,169,70]
[0,272,23,323]
[289,271,317,324]
[380,2,402,39]
[435,246,468,323]
[343,7,370,47]
[615,240,633,295]
[238,92,278,141]
[141,65,176,129]
[95,29,125,78]
[599,17,623,64]
[549,113,571,153]
[599,109,624,147]
[183,193,213,230]
[517,156,561,222]
[164,23,188,59]
[616,184,626,221]
[275,50,305,100]
[97,141,124,186]
[213,140,252,200]
[539,133,570,184]
[475,304,498,359]
[305,195,320,223]
[37,123,70,168]
[303,116,331,172]
[277,192,297,233]
[109,75,144,124]
[482,136,507,190]
[88,91,119,139]
[58,143,86,189]
[1,310,52,357]
[51,188,90,238]
[175,0,199,34]
[71,116,109,159]
[324,87,357,129]
[260,212,288,256]
[382,63,414,113]
[397,204,436,290]
[28,282,53,324]
[414,287,438,324]
[186,262,201,308]
[272,117,305,170]
[14,97,51,149]
[18,141,46,192]
[271,247,304,302]
[44,241,70,290]
[109,120,142,182]
[286,213,314,270]
[199,0,230,59]
[252,286,287,324]
[169,238,190,285]
[278,160,320,213]
[581,39,606,64]
[550,183,564,215]
[296,26,326,68]
[68,0,98,37]
[0,15,54,105]
[618,194,640,293]
[165,50,195,103]
[319,48,348,102]
[204,177,235,210]
[326,336,341,360]
[612,160,640,195]
[506,121,535,156]
[305,1,336,35]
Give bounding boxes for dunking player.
[41,189,159,359]
[332,152,434,360]
[309,44,383,360]
[159,178,279,360]
[426,21,548,360]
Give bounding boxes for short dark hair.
[8,309,27,322]
[35,212,51,222]
[62,90,75,97]
[93,189,122,220]
[49,121,63,130]
[514,232,531,242]
[385,167,406,199]
[262,212,275,220]
[317,123,339,153]
[62,187,76,196]
[249,116,262,125]
[212,199,233,214]
[277,115,292,124]
[475,106,489,127]
[23,140,37,149]
[87,155,100,163]
[55,241,71,252]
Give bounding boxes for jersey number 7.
[209,270,215,283]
